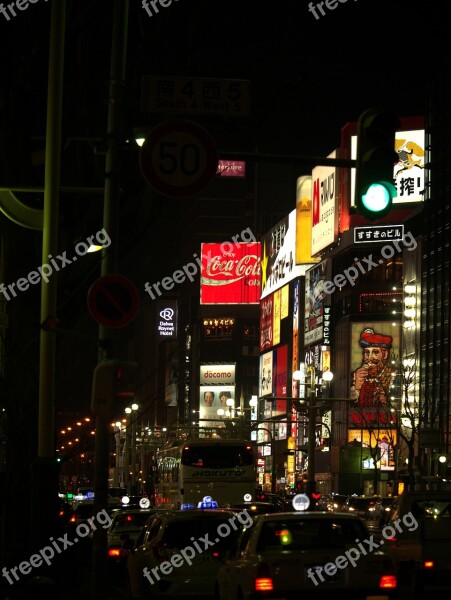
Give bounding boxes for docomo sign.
[200,364,236,385]
[200,242,261,304]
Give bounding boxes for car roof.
[111,508,154,517]
[151,508,238,519]
[251,511,367,522]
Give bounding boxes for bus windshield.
[181,444,254,468]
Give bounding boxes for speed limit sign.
[139,120,219,198]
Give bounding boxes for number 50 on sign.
[139,120,219,198]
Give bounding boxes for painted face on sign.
[204,391,215,406]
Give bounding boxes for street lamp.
[293,366,334,505]
[125,403,139,495]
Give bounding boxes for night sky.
[0,0,449,575]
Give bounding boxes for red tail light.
[424,560,434,569]
[108,547,122,558]
[255,578,273,591]
[379,574,397,589]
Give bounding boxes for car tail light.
[254,562,273,591]
[255,578,273,591]
[108,547,122,558]
[379,574,397,589]
[424,560,434,569]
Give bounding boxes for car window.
[161,517,241,550]
[256,518,367,552]
[235,524,254,557]
[113,512,151,529]
[412,500,451,518]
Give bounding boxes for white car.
[215,512,398,600]
[126,508,247,600]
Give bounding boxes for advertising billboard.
[200,242,261,304]
[199,363,236,385]
[259,351,273,398]
[311,150,339,255]
[261,210,308,299]
[350,129,425,205]
[296,176,319,264]
[199,384,236,427]
[304,260,328,346]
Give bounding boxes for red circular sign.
[139,119,218,198]
[87,275,139,328]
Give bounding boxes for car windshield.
[349,498,376,509]
[162,516,240,549]
[256,518,367,552]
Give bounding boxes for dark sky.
[1,0,447,162]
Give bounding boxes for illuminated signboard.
[261,210,309,299]
[216,160,246,177]
[354,225,405,243]
[351,129,425,204]
[311,150,339,255]
[156,300,177,339]
[199,363,235,385]
[304,261,328,346]
[200,242,261,304]
[259,351,273,398]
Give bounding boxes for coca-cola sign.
[200,242,261,304]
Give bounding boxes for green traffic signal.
[355,108,400,220]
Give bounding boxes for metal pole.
[31,0,66,553]
[306,366,317,505]
[91,1,129,598]
[131,415,137,494]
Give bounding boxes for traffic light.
[355,108,400,220]
[91,359,137,418]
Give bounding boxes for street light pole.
[306,365,317,499]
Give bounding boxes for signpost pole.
[91,1,129,599]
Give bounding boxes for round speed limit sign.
[139,120,218,198]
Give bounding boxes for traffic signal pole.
[91,1,129,599]
[32,0,66,558]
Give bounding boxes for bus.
[152,437,255,509]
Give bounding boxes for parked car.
[215,511,398,600]
[126,508,247,600]
[385,490,451,592]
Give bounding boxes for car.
[343,495,382,527]
[126,508,250,600]
[107,508,156,571]
[215,511,398,600]
[379,496,397,527]
[228,501,281,515]
[254,491,287,512]
[318,493,349,513]
[385,490,451,592]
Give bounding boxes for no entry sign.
[88,275,139,328]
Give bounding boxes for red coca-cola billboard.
[200,242,261,304]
